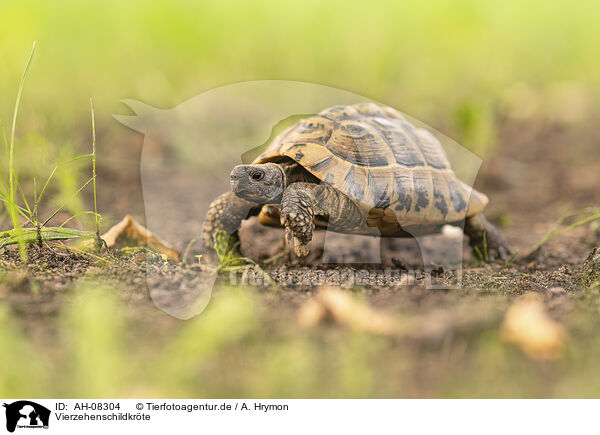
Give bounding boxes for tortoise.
[203,103,512,261]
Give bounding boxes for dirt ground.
[1,118,600,397]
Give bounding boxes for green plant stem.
[90,98,101,251]
[532,208,600,253]
[7,41,36,261]
[41,176,95,227]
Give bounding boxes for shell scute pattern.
[447,178,469,213]
[365,169,393,209]
[341,165,366,202]
[322,104,362,121]
[393,172,413,215]
[255,103,488,230]
[412,126,451,170]
[431,172,450,218]
[411,171,431,213]
[368,118,423,168]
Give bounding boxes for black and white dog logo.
[3,401,50,433]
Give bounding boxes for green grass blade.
[560,212,600,233]
[9,41,36,214]
[16,208,35,226]
[0,119,9,160]
[0,193,36,226]
[90,98,101,249]
[32,176,39,224]
[33,176,37,207]
[32,154,94,217]
[40,227,97,237]
[41,176,95,227]
[6,41,36,261]
[182,235,201,263]
[16,177,32,217]
[532,207,600,252]
[0,227,96,248]
[59,211,102,228]
[33,166,57,215]
[59,153,94,164]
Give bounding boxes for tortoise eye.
[250,171,264,181]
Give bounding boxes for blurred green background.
[1,0,599,149]
[1,0,599,208]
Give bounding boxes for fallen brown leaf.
[298,286,401,335]
[101,214,180,262]
[500,293,567,360]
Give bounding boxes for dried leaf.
[101,215,180,261]
[297,298,328,327]
[501,293,567,360]
[298,286,401,335]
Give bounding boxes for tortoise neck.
[264,163,286,203]
[264,163,286,186]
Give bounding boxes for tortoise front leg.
[464,213,513,261]
[280,182,364,257]
[202,192,260,262]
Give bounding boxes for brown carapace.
[204,103,511,261]
[253,102,488,236]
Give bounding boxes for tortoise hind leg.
[202,192,260,263]
[464,213,513,261]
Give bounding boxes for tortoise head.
[230,163,285,204]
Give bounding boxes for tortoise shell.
[254,103,488,235]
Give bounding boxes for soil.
[1,118,600,397]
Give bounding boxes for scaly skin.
[464,213,513,261]
[207,161,513,263]
[280,182,364,256]
[202,192,259,262]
